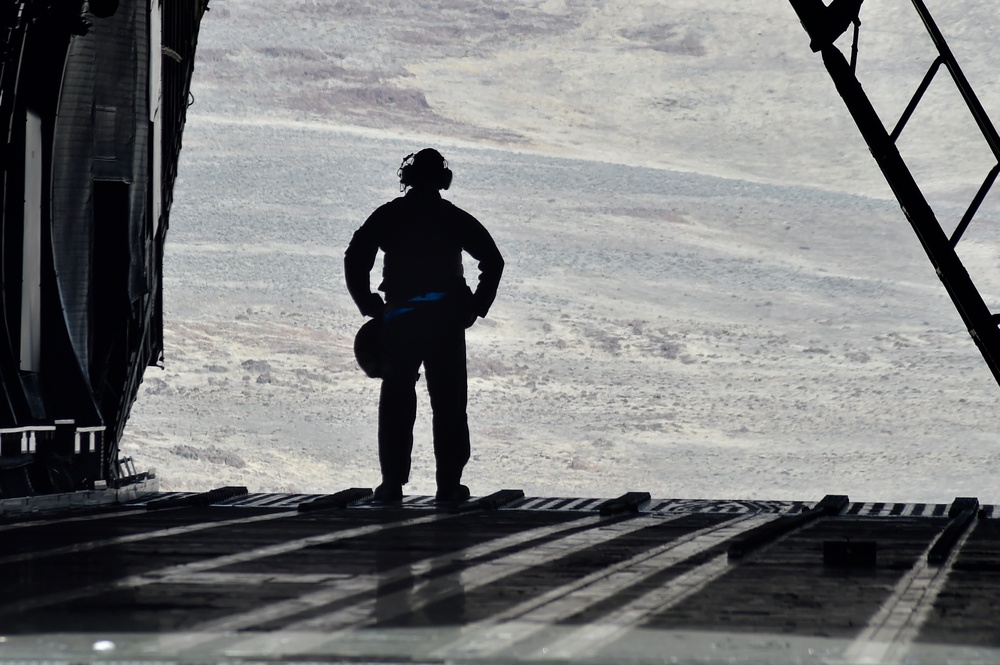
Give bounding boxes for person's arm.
[344,210,386,317]
[458,209,504,318]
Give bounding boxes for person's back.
[377,193,465,299]
[344,149,504,503]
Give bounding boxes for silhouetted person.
[345,149,504,503]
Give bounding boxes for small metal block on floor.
[597,491,651,516]
[145,486,248,510]
[928,496,979,565]
[814,494,851,515]
[297,488,374,512]
[823,540,877,568]
[949,497,981,519]
[477,488,525,510]
[728,494,850,560]
[451,488,526,514]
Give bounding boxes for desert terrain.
[123,0,1000,503]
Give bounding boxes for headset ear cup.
[440,168,453,191]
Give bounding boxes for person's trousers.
[378,301,470,490]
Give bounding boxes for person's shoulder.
[381,196,408,210]
[367,196,406,219]
[439,198,476,219]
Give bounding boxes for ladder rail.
[788,0,1000,389]
[909,0,1000,162]
[890,55,943,143]
[952,163,1000,248]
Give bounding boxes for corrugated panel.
[19,111,42,373]
[50,28,98,376]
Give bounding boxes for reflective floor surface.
[2,490,999,664]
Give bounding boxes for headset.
[398,149,453,192]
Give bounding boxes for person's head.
[397,148,453,191]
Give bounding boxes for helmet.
[354,318,383,378]
[398,148,453,191]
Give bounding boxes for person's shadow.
[371,520,468,628]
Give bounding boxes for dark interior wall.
[51,0,149,384]
[90,180,132,408]
[1,2,88,426]
[0,0,206,489]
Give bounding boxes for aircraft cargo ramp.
[2,487,999,664]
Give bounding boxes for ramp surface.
[1,492,998,664]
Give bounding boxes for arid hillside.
[124,0,1000,503]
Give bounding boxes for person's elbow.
[490,252,505,277]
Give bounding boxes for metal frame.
[789,0,1000,388]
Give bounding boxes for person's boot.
[373,481,403,503]
[435,483,470,503]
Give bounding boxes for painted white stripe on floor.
[841,518,977,665]
[0,510,292,566]
[560,498,594,511]
[0,512,450,617]
[434,513,774,659]
[223,514,685,657]
[154,514,601,654]
[530,516,779,660]
[238,494,290,507]
[517,498,551,510]
[229,493,316,508]
[164,572,357,585]
[0,508,146,533]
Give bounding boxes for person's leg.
[423,322,470,497]
[377,320,422,496]
[378,375,418,490]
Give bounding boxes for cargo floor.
[2,489,998,664]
